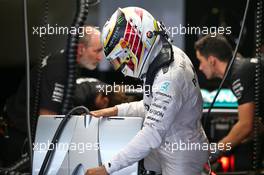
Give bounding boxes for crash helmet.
[101,7,162,78]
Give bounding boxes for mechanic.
[74,77,136,111]
[0,25,103,166]
[86,7,208,175]
[194,34,264,162]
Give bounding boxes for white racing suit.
[105,46,209,175]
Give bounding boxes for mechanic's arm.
[219,102,254,150]
[90,100,144,118]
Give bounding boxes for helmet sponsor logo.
[124,22,143,65]
[134,8,143,20]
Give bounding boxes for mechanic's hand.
[85,166,108,175]
[89,106,118,118]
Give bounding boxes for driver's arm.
[90,100,145,118]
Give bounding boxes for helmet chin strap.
[144,33,174,97]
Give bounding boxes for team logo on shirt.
[159,81,171,93]
[52,83,64,103]
[232,78,243,100]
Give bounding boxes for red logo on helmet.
[124,22,143,69]
[134,8,143,21]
